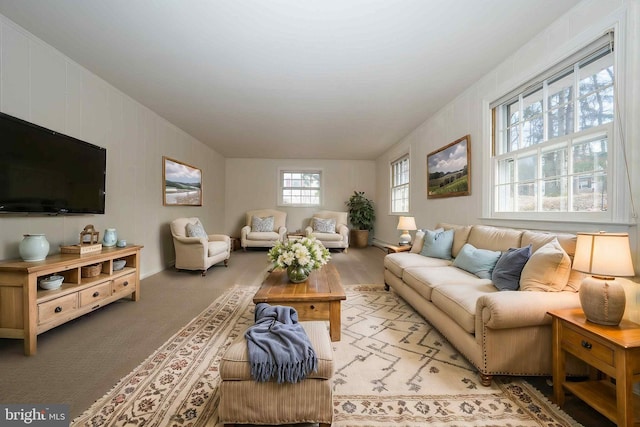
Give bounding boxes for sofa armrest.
[208,234,230,244]
[278,226,287,242]
[477,290,581,330]
[304,226,313,236]
[173,235,208,246]
[336,224,349,236]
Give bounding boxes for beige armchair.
[170,217,231,276]
[241,209,287,250]
[304,210,349,252]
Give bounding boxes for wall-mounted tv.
[0,111,106,215]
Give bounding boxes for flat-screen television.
[0,111,106,214]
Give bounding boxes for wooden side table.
[549,308,640,426]
[384,244,412,254]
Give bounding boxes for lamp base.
[579,276,626,326]
[399,231,412,245]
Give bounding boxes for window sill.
[478,216,637,233]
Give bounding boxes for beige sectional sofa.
[384,223,586,386]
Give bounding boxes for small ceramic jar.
[103,228,117,247]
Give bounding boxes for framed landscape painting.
[426,135,471,199]
[163,156,202,206]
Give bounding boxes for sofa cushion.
[466,225,523,252]
[452,243,501,279]
[246,231,280,241]
[384,252,451,277]
[252,216,275,232]
[436,223,472,257]
[521,230,577,258]
[420,228,454,260]
[491,245,532,291]
[431,282,497,334]
[208,241,229,257]
[565,269,586,292]
[311,231,343,242]
[520,239,571,292]
[402,265,489,303]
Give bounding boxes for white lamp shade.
[397,216,417,231]
[573,232,635,277]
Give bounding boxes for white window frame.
[390,154,410,214]
[486,29,631,225]
[277,168,323,207]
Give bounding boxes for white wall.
[0,15,226,278]
[375,0,638,253]
[224,158,376,236]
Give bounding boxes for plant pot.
[351,230,369,248]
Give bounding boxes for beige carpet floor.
[71,282,582,427]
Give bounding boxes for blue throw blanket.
[245,303,318,383]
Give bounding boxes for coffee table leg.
[329,301,341,341]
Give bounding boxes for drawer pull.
[93,291,100,298]
[123,281,129,287]
[581,340,593,350]
[92,304,100,310]
[310,305,315,310]
[54,306,62,313]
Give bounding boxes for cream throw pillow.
[519,238,571,292]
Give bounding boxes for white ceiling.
[0,0,581,160]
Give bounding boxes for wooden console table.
[0,245,143,355]
[549,308,640,426]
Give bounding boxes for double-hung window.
[391,154,410,213]
[279,169,322,207]
[490,33,616,222]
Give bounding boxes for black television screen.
[0,111,106,214]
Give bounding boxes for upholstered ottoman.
[219,321,334,427]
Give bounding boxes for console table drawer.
[79,282,111,307]
[38,294,78,325]
[112,272,136,296]
[563,326,613,367]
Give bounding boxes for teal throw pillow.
[453,243,502,279]
[420,228,454,260]
[186,221,207,238]
[491,244,532,291]
[252,216,275,232]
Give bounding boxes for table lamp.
[397,216,417,245]
[573,231,635,326]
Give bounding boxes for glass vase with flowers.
[268,237,331,283]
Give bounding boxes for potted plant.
[346,191,375,248]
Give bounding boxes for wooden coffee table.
[253,263,346,341]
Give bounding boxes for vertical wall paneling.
[1,23,29,118]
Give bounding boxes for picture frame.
[426,135,471,199]
[162,156,202,206]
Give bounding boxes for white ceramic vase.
[103,228,118,247]
[19,234,50,262]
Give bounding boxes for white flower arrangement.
[268,237,331,272]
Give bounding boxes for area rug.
[72,284,581,427]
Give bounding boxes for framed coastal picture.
[162,156,202,206]
[426,135,471,199]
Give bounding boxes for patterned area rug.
[72,284,581,427]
